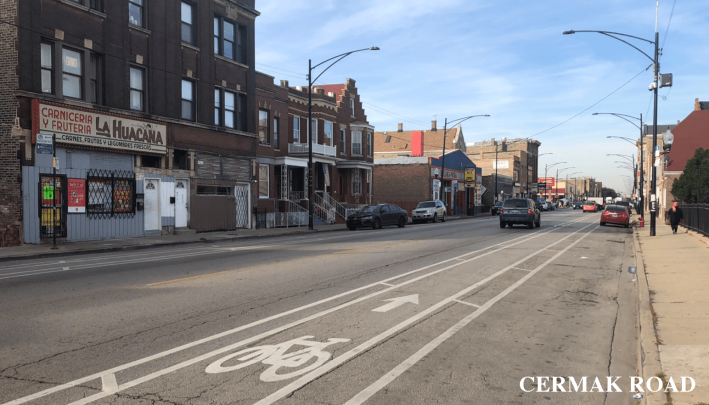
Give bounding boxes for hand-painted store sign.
[33,100,167,154]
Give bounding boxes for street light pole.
[441,114,489,211]
[564,23,662,235]
[544,162,567,201]
[306,47,379,230]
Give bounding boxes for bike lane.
[4,214,593,405]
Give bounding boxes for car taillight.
[499,209,503,214]
[527,209,532,214]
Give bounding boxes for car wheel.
[432,214,438,223]
[441,213,446,222]
[600,222,605,226]
[348,226,357,231]
[499,221,506,228]
[528,220,534,229]
[373,218,381,229]
[624,224,629,228]
[398,217,406,228]
[535,218,540,228]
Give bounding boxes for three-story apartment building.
[2,0,261,245]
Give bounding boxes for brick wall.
[0,0,21,246]
[372,163,430,205]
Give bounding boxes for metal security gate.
[235,184,250,228]
[39,175,67,239]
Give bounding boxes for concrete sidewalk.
[635,216,709,405]
[0,214,482,263]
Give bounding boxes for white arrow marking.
[371,294,419,313]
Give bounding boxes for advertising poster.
[68,179,86,213]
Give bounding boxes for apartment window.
[62,48,83,99]
[181,79,195,121]
[259,109,270,145]
[89,54,99,103]
[352,130,362,156]
[129,0,144,27]
[350,98,355,117]
[309,118,317,144]
[293,116,300,142]
[215,89,246,130]
[367,131,373,156]
[214,16,247,64]
[41,43,53,93]
[273,117,280,149]
[181,2,195,45]
[173,150,189,170]
[129,67,144,111]
[66,0,102,10]
[259,164,269,198]
[197,185,232,195]
[141,155,161,168]
[324,121,333,146]
[340,128,346,154]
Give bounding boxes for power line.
[525,65,652,140]
[255,63,305,76]
[363,102,429,126]
[659,0,677,62]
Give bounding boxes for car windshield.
[503,199,529,208]
[494,201,503,207]
[605,205,626,212]
[358,205,379,213]
[583,202,595,205]
[615,201,629,206]
[416,202,436,208]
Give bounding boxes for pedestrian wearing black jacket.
[668,202,684,234]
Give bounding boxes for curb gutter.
[633,225,665,405]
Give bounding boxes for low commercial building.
[466,138,541,199]
[373,150,481,216]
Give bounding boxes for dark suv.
[499,198,540,229]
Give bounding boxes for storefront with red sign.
[21,100,174,244]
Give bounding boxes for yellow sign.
[464,169,476,182]
[41,208,61,226]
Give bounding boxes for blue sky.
[255,0,709,194]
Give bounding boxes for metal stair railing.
[274,199,308,227]
[323,193,350,220]
[313,194,336,224]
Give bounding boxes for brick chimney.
[315,88,324,95]
[397,123,403,132]
[431,120,437,131]
[696,98,700,111]
[280,80,289,88]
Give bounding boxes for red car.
[582,202,597,212]
[600,205,630,228]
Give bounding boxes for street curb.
[632,224,664,405]
[0,213,486,263]
[0,226,347,264]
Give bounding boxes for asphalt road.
[0,210,639,405]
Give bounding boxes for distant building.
[373,121,466,159]
[466,138,541,200]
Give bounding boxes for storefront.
[23,100,172,244]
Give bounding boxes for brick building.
[373,121,466,159]
[657,99,709,210]
[373,150,481,216]
[254,75,375,225]
[3,0,261,245]
[638,124,675,214]
[466,138,541,200]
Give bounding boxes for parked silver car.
[412,200,446,223]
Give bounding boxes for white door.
[175,180,188,228]
[144,179,160,231]
[235,184,250,229]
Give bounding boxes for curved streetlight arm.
[607,153,634,162]
[547,162,567,170]
[558,167,575,174]
[606,136,638,146]
[446,114,490,127]
[594,113,641,130]
[563,30,655,62]
[310,47,378,85]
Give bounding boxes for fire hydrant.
[639,217,645,227]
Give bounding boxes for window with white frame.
[41,43,53,94]
[258,109,270,145]
[259,164,269,198]
[351,130,362,156]
[293,116,300,142]
[181,79,195,121]
[309,118,317,144]
[324,121,333,146]
[350,98,355,117]
[339,128,346,155]
[214,88,245,130]
[42,43,101,103]
[62,48,83,99]
[273,117,279,149]
[367,131,373,156]
[214,16,247,64]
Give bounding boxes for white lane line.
[254,221,597,405]
[453,299,480,308]
[100,373,118,393]
[379,282,396,287]
[6,217,593,405]
[344,225,600,405]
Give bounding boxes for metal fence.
[680,204,709,237]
